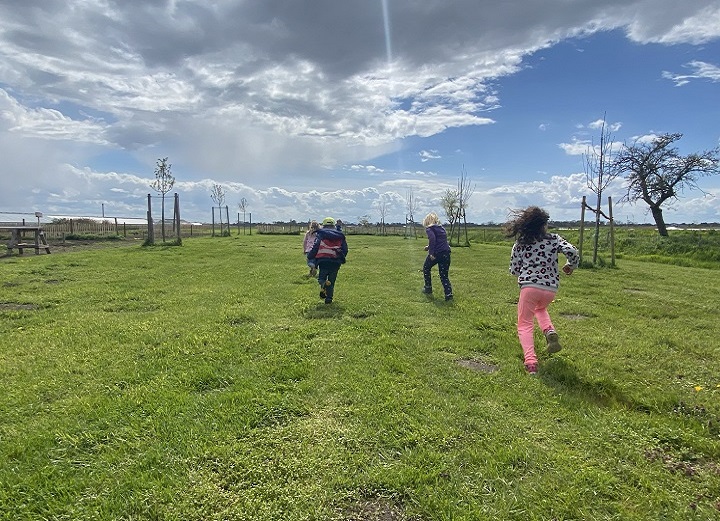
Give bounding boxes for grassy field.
[1,234,719,520]
[465,225,720,269]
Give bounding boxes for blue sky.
[0,1,719,225]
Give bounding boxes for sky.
[1,0,719,226]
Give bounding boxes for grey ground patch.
[0,302,37,310]
[457,358,499,373]
[344,499,407,521]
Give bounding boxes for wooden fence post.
[578,196,586,264]
[174,193,181,241]
[609,196,615,267]
[147,193,154,244]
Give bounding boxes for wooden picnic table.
[0,226,51,255]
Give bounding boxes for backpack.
[316,236,346,263]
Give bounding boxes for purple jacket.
[426,225,450,256]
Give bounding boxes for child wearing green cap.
[308,217,348,304]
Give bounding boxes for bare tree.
[239,197,248,235]
[405,188,419,238]
[454,166,475,246]
[150,157,175,242]
[440,188,460,239]
[210,183,226,235]
[583,114,620,262]
[375,198,389,235]
[614,133,720,236]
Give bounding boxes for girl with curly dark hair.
[504,206,579,375]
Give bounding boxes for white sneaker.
[545,330,562,354]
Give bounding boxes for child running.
[504,206,579,375]
[422,212,453,301]
[307,217,348,304]
[303,220,320,277]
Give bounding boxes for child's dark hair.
[503,206,550,246]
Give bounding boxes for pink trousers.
[517,286,557,365]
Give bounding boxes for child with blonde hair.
[504,206,579,375]
[422,212,453,301]
[303,220,320,276]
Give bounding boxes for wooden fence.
[1,220,439,240]
[256,224,422,236]
[0,220,213,241]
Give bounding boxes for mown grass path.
[1,235,718,520]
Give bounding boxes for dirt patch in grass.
[343,498,408,521]
[1,239,140,259]
[559,313,591,320]
[0,302,37,311]
[645,447,720,478]
[457,358,499,373]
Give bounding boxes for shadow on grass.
[302,302,345,319]
[420,293,456,308]
[540,358,658,414]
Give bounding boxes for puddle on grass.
[457,358,499,374]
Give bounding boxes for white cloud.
[419,149,441,162]
[1,1,719,225]
[625,4,720,45]
[587,119,622,132]
[662,60,720,86]
[558,138,592,156]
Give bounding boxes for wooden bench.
[0,226,51,255]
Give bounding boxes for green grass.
[467,225,720,269]
[1,235,719,520]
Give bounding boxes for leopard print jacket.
[509,233,579,291]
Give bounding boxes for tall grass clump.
[1,234,719,520]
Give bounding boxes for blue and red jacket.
[308,228,348,264]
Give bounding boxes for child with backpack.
[307,217,348,304]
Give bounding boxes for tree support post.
[608,196,615,267]
[174,193,181,241]
[147,193,154,244]
[578,196,586,264]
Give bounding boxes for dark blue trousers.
[423,251,452,297]
[317,260,341,302]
